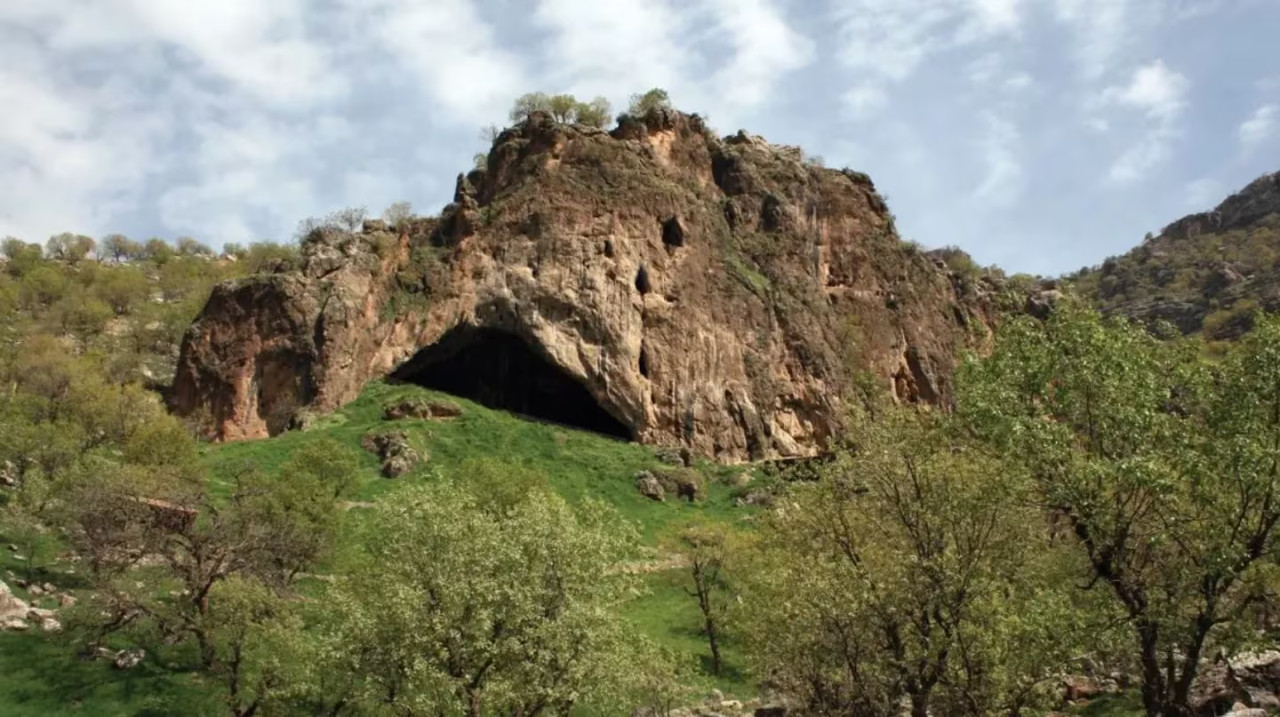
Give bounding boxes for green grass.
[0,632,218,717]
[2,380,759,714]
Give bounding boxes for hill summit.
[172,109,996,462]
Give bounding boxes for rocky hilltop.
[1074,170,1280,339]
[171,109,997,462]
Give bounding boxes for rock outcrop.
[172,110,997,462]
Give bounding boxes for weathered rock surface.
[1191,651,1280,716]
[172,110,997,462]
[361,430,423,478]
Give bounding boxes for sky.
[0,0,1277,277]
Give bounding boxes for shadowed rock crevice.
[389,325,632,440]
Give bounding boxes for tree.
[313,478,645,715]
[65,459,342,667]
[46,232,96,264]
[547,93,577,123]
[93,265,151,315]
[509,91,552,123]
[740,402,1056,717]
[381,201,413,228]
[628,87,672,117]
[141,238,175,265]
[671,523,731,676]
[959,302,1280,717]
[2,238,42,277]
[18,265,69,310]
[222,243,246,260]
[99,234,140,262]
[175,236,214,257]
[574,96,612,128]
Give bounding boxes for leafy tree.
[99,234,140,262]
[141,238,175,265]
[2,238,43,277]
[628,87,672,117]
[46,232,96,264]
[547,93,577,123]
[18,265,69,310]
[573,96,612,128]
[175,236,214,257]
[49,289,113,339]
[740,402,1059,717]
[959,302,1280,717]
[222,243,246,260]
[381,200,413,228]
[64,459,341,668]
[313,478,645,715]
[509,91,552,123]
[93,265,151,315]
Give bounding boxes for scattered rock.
[383,397,463,421]
[113,648,146,670]
[362,429,423,478]
[41,582,55,594]
[653,468,705,503]
[6,544,16,552]
[635,472,666,502]
[733,490,774,508]
[39,617,61,632]
[724,471,753,488]
[1191,651,1280,716]
[655,447,687,466]
[56,593,77,608]
[25,584,42,598]
[0,617,27,631]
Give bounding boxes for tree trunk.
[1137,624,1168,717]
[910,688,931,717]
[706,615,722,676]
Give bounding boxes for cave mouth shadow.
[389,325,633,440]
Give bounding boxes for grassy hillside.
[0,380,760,714]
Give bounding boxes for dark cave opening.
[389,326,632,440]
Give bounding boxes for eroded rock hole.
[638,344,651,378]
[635,265,652,294]
[661,217,685,248]
[389,326,631,439]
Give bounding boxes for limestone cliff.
[172,110,997,462]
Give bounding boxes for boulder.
[362,429,423,478]
[113,648,146,670]
[56,593,77,608]
[39,617,61,632]
[635,472,666,502]
[1191,651,1280,715]
[0,580,30,624]
[654,468,705,503]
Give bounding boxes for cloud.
[972,114,1024,206]
[830,0,1024,120]
[705,0,815,112]
[1052,0,1150,79]
[1097,59,1190,184]
[351,0,526,126]
[1239,104,1278,148]
[1184,177,1224,209]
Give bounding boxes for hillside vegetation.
[2,98,1280,717]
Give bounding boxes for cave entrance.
[390,326,632,440]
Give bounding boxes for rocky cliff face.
[1074,171,1280,339]
[172,110,997,462]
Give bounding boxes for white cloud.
[352,0,526,126]
[830,0,1023,119]
[533,0,693,102]
[1097,59,1190,184]
[1053,0,1147,79]
[1239,104,1278,148]
[705,0,815,111]
[973,114,1024,206]
[1103,58,1189,119]
[1184,177,1224,209]
[842,85,889,119]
